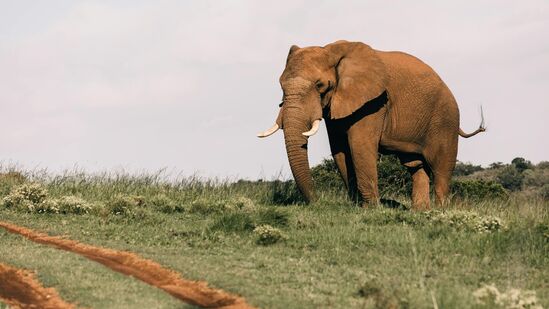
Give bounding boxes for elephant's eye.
[315,80,324,90]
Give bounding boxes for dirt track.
[0,262,76,309]
[0,221,254,309]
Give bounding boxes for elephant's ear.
[286,45,300,64]
[325,41,388,119]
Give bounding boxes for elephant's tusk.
[257,124,280,138]
[302,119,321,137]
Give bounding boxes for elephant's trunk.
[283,106,315,203]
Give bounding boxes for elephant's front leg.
[347,122,382,207]
[326,119,359,201]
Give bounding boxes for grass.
[0,168,547,308]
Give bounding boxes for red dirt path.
[0,221,254,309]
[0,262,76,309]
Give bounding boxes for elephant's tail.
[459,127,485,138]
[459,106,486,138]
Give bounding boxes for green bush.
[227,196,257,212]
[310,155,412,197]
[0,171,27,196]
[377,155,412,196]
[311,158,345,190]
[188,199,224,214]
[256,208,290,227]
[451,180,508,200]
[362,209,506,233]
[496,166,523,191]
[149,194,184,213]
[254,224,287,245]
[107,194,145,216]
[209,212,255,233]
[56,195,92,214]
[2,183,50,212]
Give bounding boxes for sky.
[0,0,548,179]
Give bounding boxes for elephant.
[258,40,485,210]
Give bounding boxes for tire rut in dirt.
[0,221,254,309]
[0,262,76,309]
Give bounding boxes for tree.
[511,157,532,173]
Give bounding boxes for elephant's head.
[258,40,388,202]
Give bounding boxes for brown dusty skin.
[0,221,254,309]
[0,262,76,309]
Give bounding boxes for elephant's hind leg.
[424,147,457,207]
[400,156,430,210]
[432,169,452,206]
[410,166,430,210]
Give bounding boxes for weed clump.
[188,199,230,214]
[362,209,506,233]
[107,194,145,216]
[472,284,542,309]
[254,224,287,245]
[210,212,255,233]
[227,196,257,212]
[149,194,184,213]
[2,183,52,212]
[0,171,27,195]
[256,208,290,227]
[56,195,93,214]
[267,180,306,205]
[356,280,409,309]
[427,211,506,233]
[451,180,508,200]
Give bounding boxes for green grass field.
[0,170,547,308]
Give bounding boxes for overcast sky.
[0,1,548,179]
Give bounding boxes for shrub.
[426,210,506,233]
[0,171,27,195]
[523,168,549,188]
[473,284,542,309]
[107,194,145,216]
[227,196,257,212]
[256,208,290,227]
[363,209,506,233]
[310,155,412,197]
[149,194,184,213]
[496,166,523,191]
[209,212,255,233]
[451,180,508,200]
[377,155,411,196]
[56,195,92,214]
[254,224,287,245]
[2,183,50,212]
[311,158,345,190]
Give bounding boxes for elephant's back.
[378,50,459,150]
